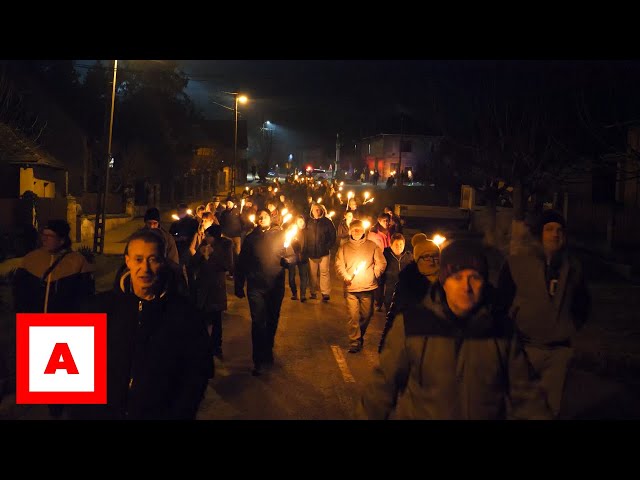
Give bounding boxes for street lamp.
[232,93,248,195]
[93,59,118,254]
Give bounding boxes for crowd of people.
[7,174,591,420]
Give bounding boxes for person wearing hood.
[335,220,386,353]
[305,202,337,302]
[497,210,591,418]
[68,229,211,420]
[358,240,552,420]
[378,232,440,353]
[337,210,354,245]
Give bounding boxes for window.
[401,140,412,153]
[196,147,213,156]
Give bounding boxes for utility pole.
[93,60,118,254]
[397,114,404,186]
[335,133,341,180]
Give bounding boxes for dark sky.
[177,60,453,153]
[154,60,640,164]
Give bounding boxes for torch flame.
[186,209,193,215]
[284,225,299,248]
[317,197,322,204]
[432,234,446,247]
[281,213,293,226]
[171,214,180,221]
[249,214,256,224]
[352,260,367,277]
[362,220,371,230]
[281,208,288,217]
[364,191,370,199]
[328,211,335,218]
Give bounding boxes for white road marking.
[331,345,356,383]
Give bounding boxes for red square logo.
[16,313,107,404]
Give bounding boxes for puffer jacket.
[335,234,386,293]
[305,205,337,259]
[13,247,95,313]
[358,283,552,420]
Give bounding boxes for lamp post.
[232,93,248,195]
[93,59,118,254]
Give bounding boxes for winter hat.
[533,209,566,237]
[43,219,70,239]
[144,207,161,222]
[205,224,222,238]
[411,233,439,260]
[439,240,489,284]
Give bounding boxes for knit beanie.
[438,240,488,284]
[43,219,70,239]
[411,233,440,260]
[533,209,566,238]
[144,207,161,222]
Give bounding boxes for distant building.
[360,134,443,180]
[0,122,67,199]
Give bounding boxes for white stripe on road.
[331,345,356,383]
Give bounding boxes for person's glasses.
[418,254,439,264]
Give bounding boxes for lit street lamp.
[232,93,248,195]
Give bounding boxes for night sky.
[178,60,455,152]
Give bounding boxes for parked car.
[307,169,329,181]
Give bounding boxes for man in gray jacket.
[497,210,591,417]
[335,220,387,353]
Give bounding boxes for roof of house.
[0,122,66,170]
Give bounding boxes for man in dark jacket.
[170,203,199,269]
[497,210,591,418]
[235,208,287,376]
[68,229,211,420]
[381,233,413,312]
[189,224,234,363]
[220,196,243,276]
[305,202,337,302]
[358,240,551,420]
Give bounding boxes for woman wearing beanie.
[358,239,552,420]
[497,209,591,418]
[377,232,441,353]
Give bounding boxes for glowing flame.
[369,170,374,175]
[338,186,343,191]
[362,220,371,230]
[245,186,249,191]
[317,197,322,204]
[284,225,299,248]
[294,174,299,180]
[337,193,342,199]
[352,260,367,277]
[274,188,278,193]
[282,213,293,226]
[432,234,446,247]
[171,214,179,221]
[347,191,354,199]
[249,214,255,224]
[328,211,335,218]
[364,191,370,199]
[339,181,344,186]
[281,208,288,217]
[186,209,193,215]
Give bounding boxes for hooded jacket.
[68,267,211,420]
[358,283,552,420]
[235,226,286,291]
[335,233,386,293]
[305,203,337,259]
